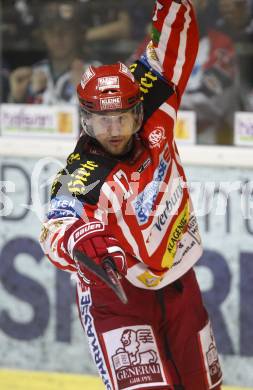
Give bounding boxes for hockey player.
[40,1,223,389]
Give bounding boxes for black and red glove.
[64,218,127,286]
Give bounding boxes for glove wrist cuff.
[64,219,105,258]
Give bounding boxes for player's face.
[92,111,135,156]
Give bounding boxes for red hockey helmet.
[77,62,143,137]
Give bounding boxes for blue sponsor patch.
[133,156,169,225]
[47,195,83,220]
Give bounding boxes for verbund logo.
[100,97,122,111]
[133,147,170,225]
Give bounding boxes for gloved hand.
[64,218,127,286]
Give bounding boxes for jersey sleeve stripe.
[48,254,76,272]
[171,1,191,86]
[152,0,198,102]
[160,102,177,124]
[156,1,181,68]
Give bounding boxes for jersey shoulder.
[51,136,118,205]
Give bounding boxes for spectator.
[215,0,253,112]
[76,1,131,63]
[80,0,153,63]
[7,1,99,104]
[125,0,154,65]
[84,10,130,42]
[181,0,241,144]
[123,0,154,42]
[216,0,252,41]
[0,66,10,103]
[1,0,36,51]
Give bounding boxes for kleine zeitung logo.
[100,97,122,111]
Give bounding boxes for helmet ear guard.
[80,113,93,137]
[130,101,144,133]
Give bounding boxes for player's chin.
[106,141,128,156]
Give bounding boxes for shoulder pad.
[51,150,117,205]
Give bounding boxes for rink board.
[0,370,252,390]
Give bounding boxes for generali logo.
[100,96,122,111]
[103,326,168,389]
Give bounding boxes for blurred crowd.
[1,0,253,145]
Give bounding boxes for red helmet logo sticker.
[100,97,122,111]
[80,67,95,89]
[119,62,135,82]
[98,76,120,91]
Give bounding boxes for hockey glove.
[64,218,127,286]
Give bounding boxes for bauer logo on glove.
[64,218,127,286]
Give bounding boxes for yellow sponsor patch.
[67,153,80,165]
[161,202,190,269]
[51,169,65,196]
[68,160,99,195]
[129,63,158,101]
[39,226,49,243]
[138,271,163,287]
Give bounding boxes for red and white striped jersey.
[40,0,201,290]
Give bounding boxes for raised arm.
[147,0,199,103]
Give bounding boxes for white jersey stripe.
[172,2,191,85]
[102,183,141,259]
[51,240,73,268]
[50,255,72,269]
[160,102,177,124]
[157,2,181,66]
